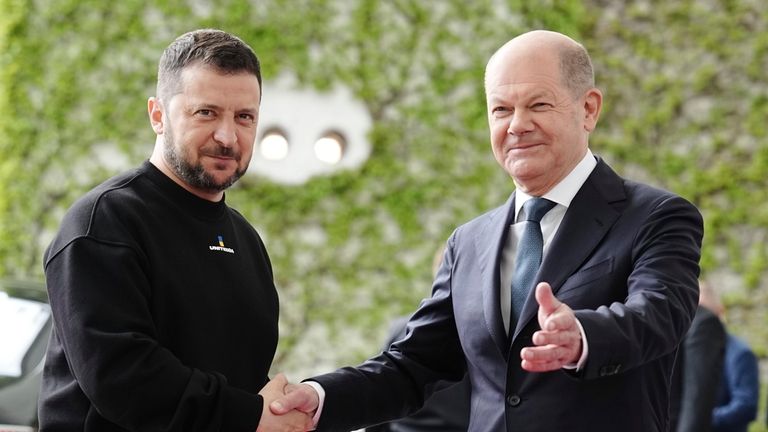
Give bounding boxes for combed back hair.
[156,29,261,103]
[558,41,594,98]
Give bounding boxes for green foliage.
[2,1,767,405]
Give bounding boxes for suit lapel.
[512,159,626,340]
[475,194,515,355]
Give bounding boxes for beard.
[162,122,246,193]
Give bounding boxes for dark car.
[0,279,51,430]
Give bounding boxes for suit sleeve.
[312,235,466,432]
[44,237,262,431]
[573,193,704,380]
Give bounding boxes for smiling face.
[485,31,601,196]
[148,63,261,201]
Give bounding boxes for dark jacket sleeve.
[676,306,726,432]
[574,193,703,380]
[313,234,467,432]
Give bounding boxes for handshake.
[256,373,321,432]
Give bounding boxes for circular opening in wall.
[314,131,345,165]
[259,128,289,161]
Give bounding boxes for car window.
[0,292,51,377]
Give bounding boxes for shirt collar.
[514,149,597,219]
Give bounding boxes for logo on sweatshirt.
[209,235,235,254]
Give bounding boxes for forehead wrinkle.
[487,82,556,102]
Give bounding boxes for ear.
[148,97,165,135]
[582,88,602,132]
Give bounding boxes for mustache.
[204,145,240,159]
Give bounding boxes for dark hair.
[558,41,594,97]
[156,29,261,103]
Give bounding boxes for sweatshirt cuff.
[222,386,263,431]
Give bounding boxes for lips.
[507,142,542,153]
[203,148,240,162]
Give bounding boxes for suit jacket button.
[506,394,521,407]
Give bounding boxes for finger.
[257,405,314,432]
[532,329,579,347]
[521,358,566,372]
[536,308,577,336]
[259,373,288,398]
[270,384,318,415]
[541,311,574,332]
[535,282,560,316]
[270,372,287,389]
[284,383,303,394]
[522,341,581,368]
[521,345,572,362]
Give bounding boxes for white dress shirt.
[500,149,597,332]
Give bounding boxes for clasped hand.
[520,282,583,372]
[258,283,582,431]
[256,373,317,432]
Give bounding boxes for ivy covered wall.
[2,0,768,424]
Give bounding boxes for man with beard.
[38,29,310,432]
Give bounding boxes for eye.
[238,113,256,122]
[196,109,214,117]
[491,106,511,116]
[531,102,552,111]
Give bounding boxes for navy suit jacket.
[313,157,703,432]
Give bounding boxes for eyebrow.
[188,103,258,114]
[488,89,553,104]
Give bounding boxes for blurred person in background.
[670,279,726,432]
[698,282,759,432]
[38,29,309,432]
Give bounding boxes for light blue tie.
[511,197,556,328]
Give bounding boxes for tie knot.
[521,197,556,223]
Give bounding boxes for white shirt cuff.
[304,381,326,430]
[562,317,589,371]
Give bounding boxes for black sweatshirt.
[39,161,278,431]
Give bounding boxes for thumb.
[535,282,560,317]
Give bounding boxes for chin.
[508,167,545,188]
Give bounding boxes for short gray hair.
[558,41,594,98]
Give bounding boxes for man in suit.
[271,30,703,432]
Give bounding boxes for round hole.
[314,132,345,164]
[259,129,289,161]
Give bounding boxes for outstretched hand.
[520,282,582,372]
[256,373,313,432]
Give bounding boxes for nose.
[213,118,238,147]
[507,110,534,136]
